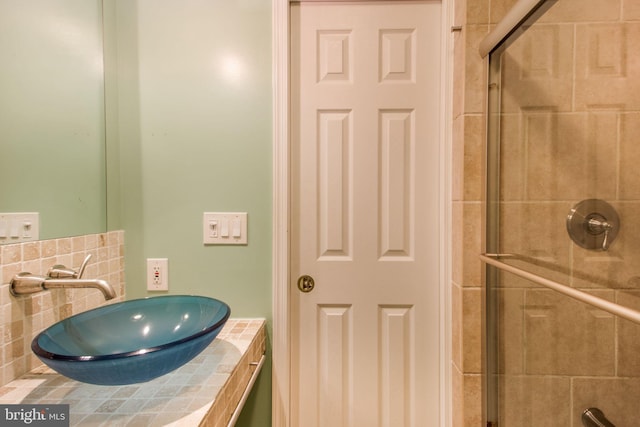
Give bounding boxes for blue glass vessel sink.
[32,295,230,386]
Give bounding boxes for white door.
[291,2,442,426]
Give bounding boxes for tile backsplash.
[0,231,125,387]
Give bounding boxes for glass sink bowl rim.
[32,294,231,362]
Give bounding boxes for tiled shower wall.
[0,231,125,387]
[453,0,640,425]
[496,2,640,426]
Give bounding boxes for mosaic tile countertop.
[0,318,266,427]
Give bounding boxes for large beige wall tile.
[499,202,572,274]
[614,202,640,283]
[620,113,640,200]
[463,374,483,426]
[498,112,525,201]
[575,23,640,111]
[452,201,483,288]
[462,202,483,287]
[499,111,616,202]
[533,112,615,200]
[616,291,640,376]
[524,112,583,201]
[497,288,524,375]
[463,287,482,373]
[579,111,619,197]
[453,31,466,119]
[464,115,486,202]
[452,363,463,427]
[454,0,465,29]
[465,0,490,25]
[524,289,615,376]
[623,0,640,20]
[453,114,485,202]
[499,375,571,426]
[463,25,490,114]
[571,242,627,289]
[500,24,574,113]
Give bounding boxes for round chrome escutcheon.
[566,199,620,251]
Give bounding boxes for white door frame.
[271,1,454,425]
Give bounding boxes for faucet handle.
[76,254,92,278]
[47,265,76,279]
[47,254,92,279]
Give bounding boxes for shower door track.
[480,254,640,325]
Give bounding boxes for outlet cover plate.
[147,258,169,291]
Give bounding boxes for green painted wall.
[0,0,107,240]
[111,1,272,425]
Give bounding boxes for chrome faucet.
[582,408,616,427]
[10,254,116,300]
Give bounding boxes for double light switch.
[203,212,247,245]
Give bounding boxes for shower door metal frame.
[484,47,502,426]
[481,1,560,424]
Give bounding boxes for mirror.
[0,0,107,242]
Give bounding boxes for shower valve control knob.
[567,199,620,252]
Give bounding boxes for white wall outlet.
[203,212,248,245]
[147,258,169,291]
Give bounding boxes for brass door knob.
[297,275,315,293]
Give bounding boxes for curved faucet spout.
[582,408,616,427]
[10,273,116,300]
[43,279,116,300]
[10,255,116,301]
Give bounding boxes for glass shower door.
[485,1,640,425]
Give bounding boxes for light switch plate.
[203,212,247,245]
[0,212,39,244]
